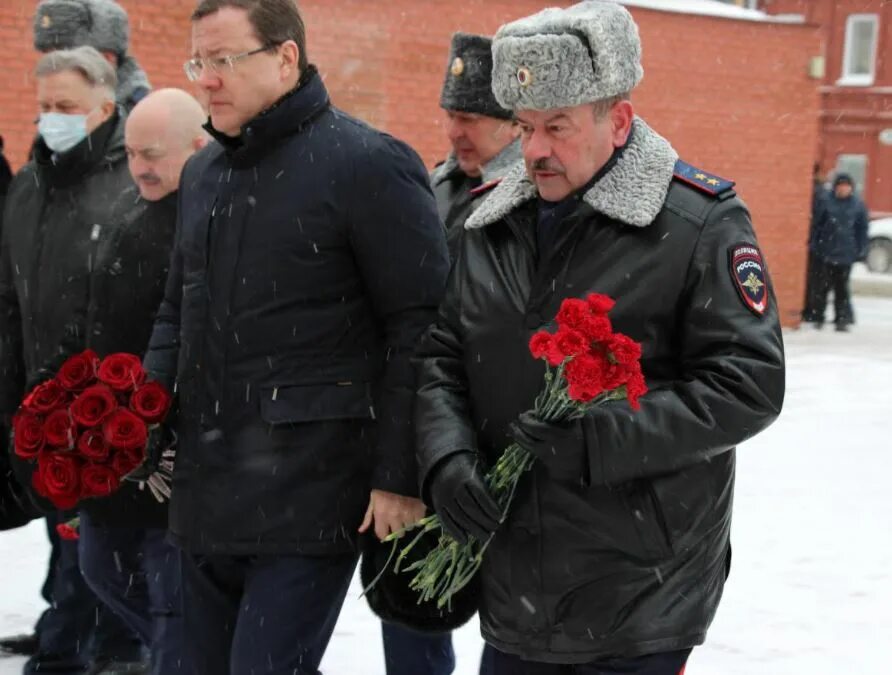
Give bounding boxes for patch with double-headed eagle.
[729,243,768,317]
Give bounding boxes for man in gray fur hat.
[431,32,521,260]
[415,2,785,673]
[33,0,151,112]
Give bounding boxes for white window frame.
[839,14,879,86]
[835,154,868,195]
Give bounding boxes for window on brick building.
[835,154,868,195]
[840,14,879,86]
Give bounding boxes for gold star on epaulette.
[742,272,764,296]
[694,173,707,180]
[706,178,720,186]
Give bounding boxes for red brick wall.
[0,1,820,324]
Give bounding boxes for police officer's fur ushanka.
[440,32,512,120]
[492,1,643,111]
[33,0,130,56]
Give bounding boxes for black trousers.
[180,550,356,675]
[26,513,143,675]
[802,255,854,326]
[479,645,692,675]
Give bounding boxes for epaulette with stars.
[673,159,736,198]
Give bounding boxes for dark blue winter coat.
[143,67,449,555]
[809,190,869,266]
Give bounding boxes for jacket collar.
[116,55,151,109]
[34,109,126,189]
[465,117,678,230]
[432,137,522,187]
[204,65,330,166]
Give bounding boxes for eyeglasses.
[183,43,281,82]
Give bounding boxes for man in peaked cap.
[33,0,151,111]
[415,2,785,673]
[431,32,521,260]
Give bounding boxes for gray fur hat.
[492,1,643,111]
[440,32,512,120]
[33,0,130,57]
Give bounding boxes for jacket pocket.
[625,480,674,561]
[259,382,375,425]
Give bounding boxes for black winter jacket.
[809,191,869,266]
[431,139,521,260]
[415,119,785,663]
[143,67,449,555]
[0,112,175,528]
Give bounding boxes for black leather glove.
[124,425,175,483]
[508,411,588,482]
[428,451,501,545]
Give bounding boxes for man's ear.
[610,100,634,148]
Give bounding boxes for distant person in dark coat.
[803,173,869,331]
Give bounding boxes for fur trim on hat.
[34,0,129,56]
[440,32,512,119]
[465,117,677,229]
[492,1,643,111]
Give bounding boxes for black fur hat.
[359,530,480,633]
[440,32,512,120]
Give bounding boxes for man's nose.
[522,129,551,163]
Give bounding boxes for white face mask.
[38,112,90,154]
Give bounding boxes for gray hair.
[591,92,631,121]
[35,45,117,99]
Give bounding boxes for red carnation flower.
[554,328,590,359]
[80,464,120,498]
[110,448,144,478]
[77,429,110,462]
[130,381,172,425]
[103,409,148,452]
[580,314,613,343]
[97,354,146,393]
[563,353,607,403]
[56,522,80,541]
[70,385,118,428]
[21,380,67,415]
[528,331,553,360]
[586,293,616,315]
[57,350,99,391]
[37,453,82,510]
[44,409,75,449]
[12,412,45,459]
[555,298,589,331]
[607,333,643,367]
[624,364,648,411]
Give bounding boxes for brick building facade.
[0,1,821,324]
[762,0,892,217]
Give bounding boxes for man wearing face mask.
[0,46,160,675]
[33,0,151,113]
[431,33,520,260]
[62,89,210,675]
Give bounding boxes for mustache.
[531,158,565,174]
[136,173,161,184]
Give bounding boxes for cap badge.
[41,14,52,28]
[516,66,533,88]
[451,57,464,77]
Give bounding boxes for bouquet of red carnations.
[370,293,648,609]
[11,350,173,509]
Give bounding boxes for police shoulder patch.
[729,243,768,317]
[469,178,503,197]
[673,159,735,197]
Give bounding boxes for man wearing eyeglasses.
[142,1,449,673]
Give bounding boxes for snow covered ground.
[2,297,891,674]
